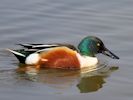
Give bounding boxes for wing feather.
[18,43,78,51]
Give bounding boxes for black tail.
[6,49,26,63]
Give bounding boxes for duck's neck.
[76,53,98,68]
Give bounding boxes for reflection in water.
[77,76,105,93]
[77,66,119,93]
[16,64,39,81]
[16,64,118,93]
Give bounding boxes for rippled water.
[0,0,133,100]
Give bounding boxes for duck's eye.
[97,43,100,46]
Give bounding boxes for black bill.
[102,48,119,59]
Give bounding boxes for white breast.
[76,53,98,68]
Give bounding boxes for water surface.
[0,0,133,100]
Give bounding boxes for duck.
[7,36,119,69]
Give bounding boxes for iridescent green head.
[78,36,119,59]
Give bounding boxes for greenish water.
[0,0,133,100]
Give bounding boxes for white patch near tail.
[25,53,48,65]
[6,49,25,57]
[25,53,40,65]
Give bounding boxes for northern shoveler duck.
[7,36,119,69]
